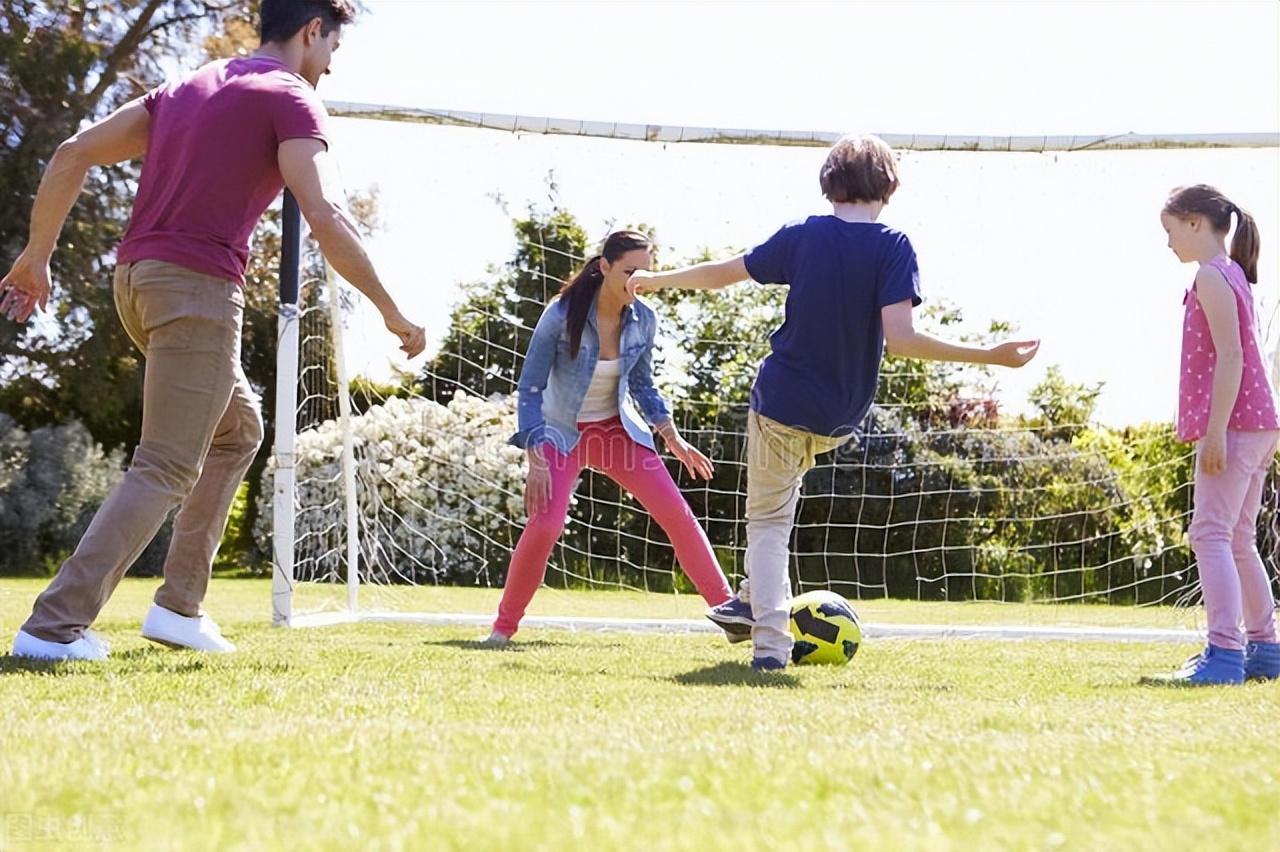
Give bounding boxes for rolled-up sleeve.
[509,303,561,449]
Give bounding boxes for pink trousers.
[1188,429,1280,651]
[494,418,733,636]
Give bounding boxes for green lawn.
[1,577,1276,852]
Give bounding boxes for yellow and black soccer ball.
[789,590,862,665]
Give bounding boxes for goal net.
[266,106,1280,641]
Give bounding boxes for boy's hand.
[625,270,657,300]
[989,339,1040,368]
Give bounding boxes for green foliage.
[0,414,123,575]
[1027,364,1104,441]
[422,206,589,401]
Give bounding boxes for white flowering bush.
[256,391,528,584]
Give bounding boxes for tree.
[1,1,257,451]
[423,206,589,401]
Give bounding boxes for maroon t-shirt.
[117,55,328,283]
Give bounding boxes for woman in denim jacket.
[484,231,738,646]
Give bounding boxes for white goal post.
[268,104,1280,642]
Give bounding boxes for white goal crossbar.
[325,100,1279,152]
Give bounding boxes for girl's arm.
[1195,265,1245,474]
[627,255,751,295]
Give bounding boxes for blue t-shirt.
[743,216,922,437]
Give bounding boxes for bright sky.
[307,0,1279,427]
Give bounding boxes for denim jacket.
[509,295,671,453]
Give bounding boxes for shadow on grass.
[672,661,801,688]
[1,647,226,675]
[424,637,630,652]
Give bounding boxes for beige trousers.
[741,410,848,662]
[22,261,262,642]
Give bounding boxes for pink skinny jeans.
[1188,429,1280,650]
[494,417,733,636]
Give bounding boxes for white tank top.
[577,358,622,422]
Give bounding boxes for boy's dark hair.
[819,135,900,204]
[1164,184,1261,284]
[259,0,357,44]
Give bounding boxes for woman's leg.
[594,422,733,606]
[492,444,585,637]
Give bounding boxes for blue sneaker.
[706,599,753,638]
[750,656,787,672]
[1142,644,1245,686]
[1244,641,1280,681]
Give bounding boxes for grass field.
[1,577,1277,852]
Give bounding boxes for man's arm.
[0,98,151,322]
[278,137,425,357]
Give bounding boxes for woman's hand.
[524,447,553,516]
[667,435,715,481]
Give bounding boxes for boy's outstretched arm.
[882,300,1039,367]
[626,255,750,297]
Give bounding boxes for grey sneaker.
[478,630,511,649]
[706,599,753,636]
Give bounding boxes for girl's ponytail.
[1229,205,1260,284]
[1164,184,1261,284]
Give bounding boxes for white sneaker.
[141,605,236,653]
[11,629,110,661]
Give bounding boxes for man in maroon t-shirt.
[1,0,426,660]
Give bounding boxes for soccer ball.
[789,590,861,665]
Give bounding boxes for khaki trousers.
[22,261,262,642]
[740,410,848,662]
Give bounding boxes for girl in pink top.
[1146,185,1280,686]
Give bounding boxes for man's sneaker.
[706,598,753,635]
[1141,644,1244,686]
[750,655,787,672]
[1244,641,1280,681]
[478,630,511,649]
[11,629,110,661]
[141,605,235,653]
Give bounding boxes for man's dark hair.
[259,0,357,44]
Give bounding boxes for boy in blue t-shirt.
[628,134,1040,670]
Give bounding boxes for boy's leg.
[1188,430,1266,652]
[1228,431,1280,644]
[493,443,585,637]
[743,411,824,664]
[20,261,243,643]
[597,422,733,606]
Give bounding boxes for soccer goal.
[267,105,1280,642]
